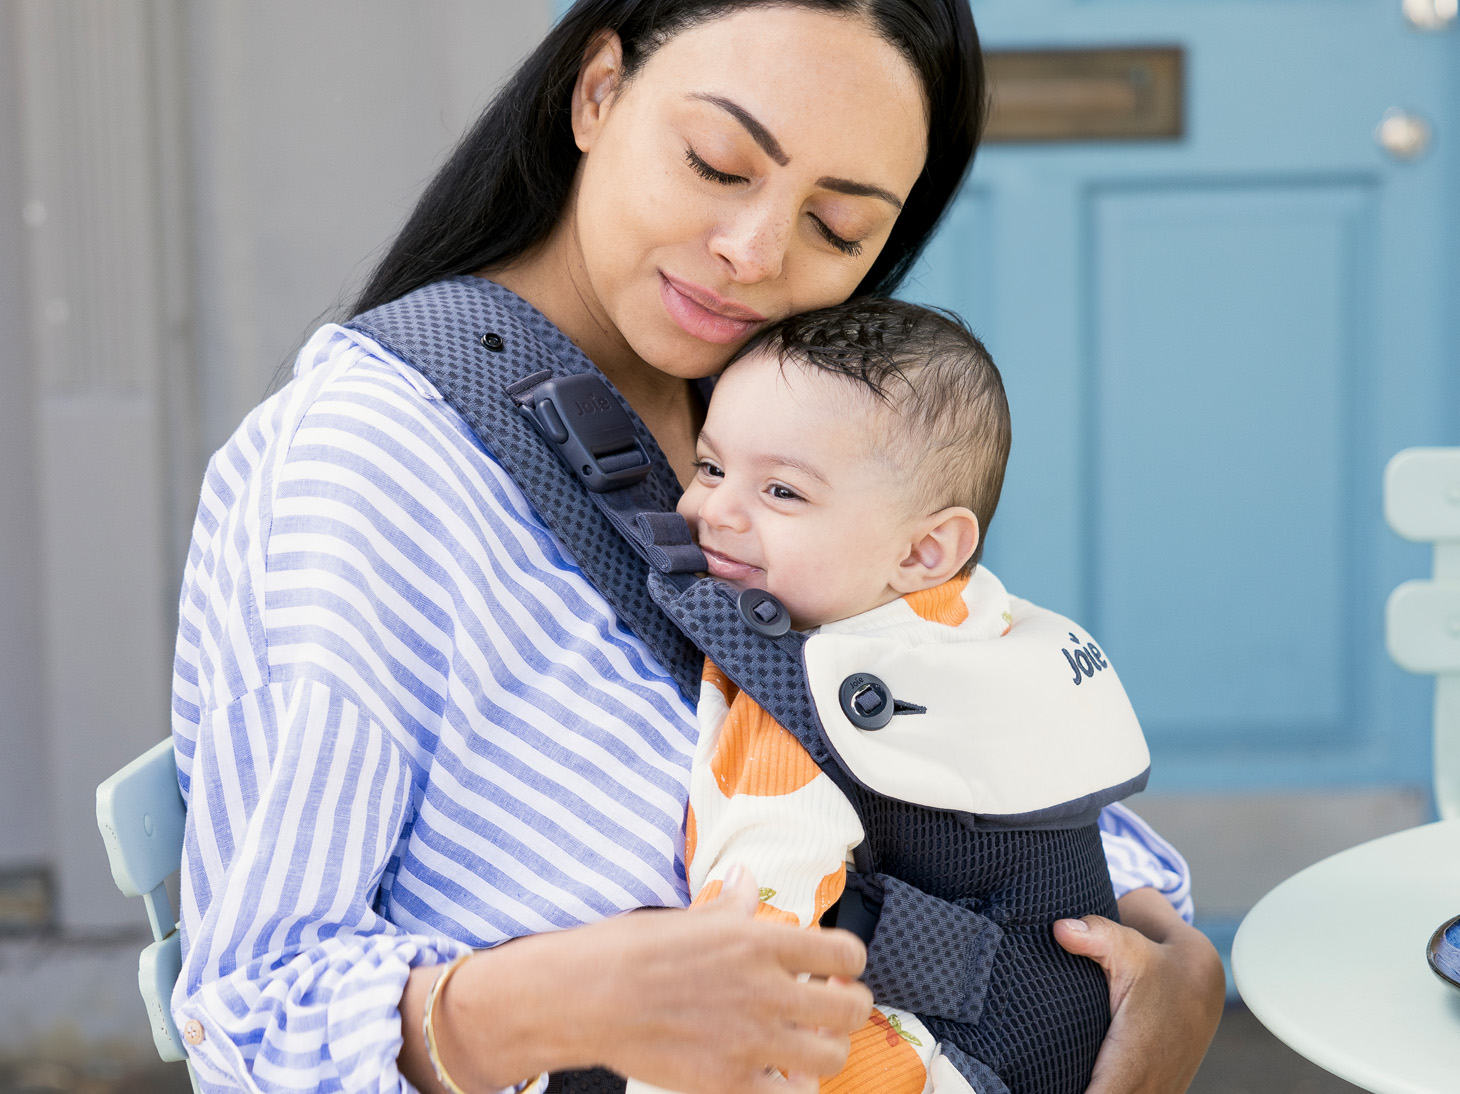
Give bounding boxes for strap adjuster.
[515,374,652,492]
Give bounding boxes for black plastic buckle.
[518,375,652,492]
[839,673,895,730]
[737,588,792,638]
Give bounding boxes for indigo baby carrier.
[349,277,1151,1094]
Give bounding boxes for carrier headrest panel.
[803,592,1150,819]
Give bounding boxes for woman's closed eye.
[685,147,747,186]
[687,147,866,258]
[810,215,863,257]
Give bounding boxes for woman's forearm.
[1115,885,1192,944]
[400,930,593,1093]
[400,880,874,1094]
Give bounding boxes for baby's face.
[677,350,925,630]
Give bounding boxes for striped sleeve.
[171,324,698,1093]
[1097,803,1194,924]
[170,336,469,1094]
[176,677,466,1094]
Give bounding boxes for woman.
[172,3,1224,1093]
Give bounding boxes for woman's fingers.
[1055,889,1225,1094]
[1053,914,1143,1008]
[715,863,767,916]
[754,1024,854,1085]
[766,919,868,983]
[779,964,874,1035]
[575,893,872,1093]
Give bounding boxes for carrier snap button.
[839,673,894,730]
[737,588,791,638]
[480,332,505,352]
[182,1019,205,1045]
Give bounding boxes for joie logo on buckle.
[573,391,614,418]
[518,374,653,493]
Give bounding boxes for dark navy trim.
[959,766,1152,831]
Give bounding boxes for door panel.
[907,1,1457,795]
[1092,184,1368,739]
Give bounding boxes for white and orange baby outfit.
[630,566,1150,1094]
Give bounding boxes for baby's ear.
[892,508,980,593]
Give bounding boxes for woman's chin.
[635,333,737,381]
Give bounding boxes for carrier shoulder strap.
[350,277,874,826]
[350,279,1042,1094]
[348,278,1132,838]
[348,275,707,701]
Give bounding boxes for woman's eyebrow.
[691,94,789,165]
[816,177,904,212]
[689,93,905,211]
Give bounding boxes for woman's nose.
[710,200,788,284]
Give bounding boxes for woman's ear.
[891,507,980,593]
[571,30,625,152]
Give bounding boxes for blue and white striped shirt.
[171,303,1191,1094]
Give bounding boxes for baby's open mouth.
[699,545,763,583]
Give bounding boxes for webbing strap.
[647,571,869,812]
[851,873,1002,1026]
[347,276,706,702]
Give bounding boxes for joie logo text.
[1062,632,1108,686]
[575,393,613,417]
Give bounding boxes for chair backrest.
[96,737,186,940]
[97,738,194,1075]
[1384,447,1460,820]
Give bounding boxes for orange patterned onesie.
[658,572,1011,1094]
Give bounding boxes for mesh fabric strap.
[348,277,705,702]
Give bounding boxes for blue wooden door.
[910,2,1459,799]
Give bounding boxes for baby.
[638,298,1147,1094]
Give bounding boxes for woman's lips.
[659,273,765,345]
[699,545,763,583]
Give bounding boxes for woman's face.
[569,7,929,379]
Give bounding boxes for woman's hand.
[1054,887,1225,1094]
[591,866,874,1093]
[403,867,873,1094]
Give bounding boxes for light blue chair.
[1384,447,1460,821]
[95,737,201,1093]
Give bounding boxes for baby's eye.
[768,484,802,502]
[695,459,724,479]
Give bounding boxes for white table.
[1232,819,1460,1094]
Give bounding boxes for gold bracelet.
[423,953,548,1094]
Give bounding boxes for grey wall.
[0,1,50,877]
[188,1,550,469]
[3,0,551,934]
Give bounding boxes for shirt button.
[182,1019,205,1045]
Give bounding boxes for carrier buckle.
[517,374,652,492]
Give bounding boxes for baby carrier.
[349,277,1151,1094]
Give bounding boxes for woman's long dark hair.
[351,0,985,317]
